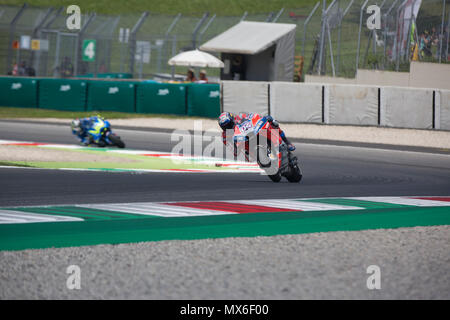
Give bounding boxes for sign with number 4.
[82,39,96,62]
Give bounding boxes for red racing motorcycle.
[231,114,302,183]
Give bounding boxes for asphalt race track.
[1,120,450,300]
[1,121,450,207]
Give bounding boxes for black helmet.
[218,112,235,130]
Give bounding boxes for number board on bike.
[239,120,253,133]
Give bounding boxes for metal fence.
[0,1,448,81]
[305,0,449,78]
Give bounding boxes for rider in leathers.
[218,112,296,151]
[70,116,106,147]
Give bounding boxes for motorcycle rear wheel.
[268,172,282,182]
[286,165,302,183]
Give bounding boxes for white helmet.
[71,119,80,131]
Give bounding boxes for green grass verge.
[0,145,229,171]
[0,106,210,120]
[2,159,227,171]
[1,0,329,15]
[0,161,34,168]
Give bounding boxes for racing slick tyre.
[286,165,302,183]
[109,134,125,148]
[268,172,282,183]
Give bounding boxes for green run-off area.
[0,145,231,172]
[0,206,449,251]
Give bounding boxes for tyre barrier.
[0,77,221,118]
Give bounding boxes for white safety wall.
[437,90,450,130]
[220,81,444,131]
[380,87,433,129]
[326,84,379,125]
[269,82,322,123]
[409,62,450,90]
[221,81,269,115]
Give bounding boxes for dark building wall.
[245,45,275,81]
[220,45,276,82]
[221,53,247,81]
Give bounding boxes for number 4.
[84,42,95,60]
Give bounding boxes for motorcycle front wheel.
[108,134,125,148]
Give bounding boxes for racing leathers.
[220,112,296,152]
[71,116,106,147]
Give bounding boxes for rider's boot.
[81,137,90,146]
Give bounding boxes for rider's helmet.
[71,119,81,132]
[218,112,235,131]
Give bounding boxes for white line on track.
[79,203,234,217]
[0,210,83,224]
[232,199,363,211]
[348,196,450,207]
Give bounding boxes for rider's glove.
[288,144,296,152]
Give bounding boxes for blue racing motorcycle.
[72,116,125,148]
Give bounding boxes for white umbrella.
[168,49,224,68]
